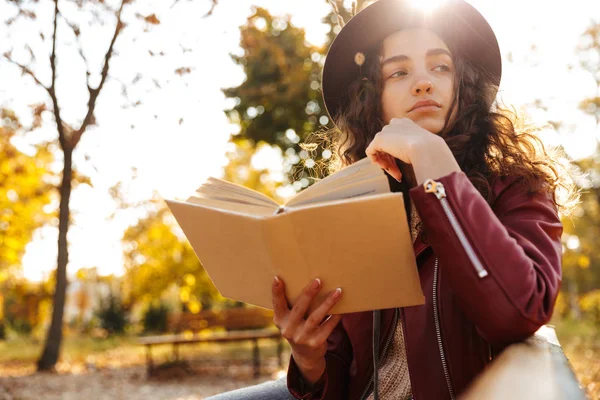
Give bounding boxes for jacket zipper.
[423,179,489,279]
[433,257,455,400]
[358,308,399,400]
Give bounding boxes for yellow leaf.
[189,301,201,314]
[578,255,591,269]
[144,14,160,25]
[180,290,190,303]
[76,269,87,280]
[184,274,196,286]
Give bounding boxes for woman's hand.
[365,118,461,185]
[271,276,343,384]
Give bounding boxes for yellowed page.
[303,156,375,191]
[288,175,391,208]
[198,177,279,207]
[285,157,387,208]
[184,195,276,217]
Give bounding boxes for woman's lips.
[408,99,442,113]
[409,105,441,113]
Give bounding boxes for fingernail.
[332,288,342,299]
[311,278,321,290]
[273,276,280,288]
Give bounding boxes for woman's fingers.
[365,136,381,163]
[271,276,290,328]
[372,151,402,182]
[304,287,343,331]
[286,278,323,332]
[367,150,388,170]
[383,153,402,182]
[314,313,343,343]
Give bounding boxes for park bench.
[137,307,284,378]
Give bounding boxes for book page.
[196,177,280,207]
[184,195,277,217]
[285,157,389,208]
[297,157,377,192]
[289,176,390,207]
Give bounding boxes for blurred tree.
[577,21,600,127]
[223,7,322,150]
[0,109,54,276]
[1,0,219,371]
[142,301,170,333]
[2,279,51,336]
[222,2,368,194]
[560,20,600,317]
[121,205,237,313]
[574,20,600,205]
[579,289,600,325]
[2,0,131,371]
[222,7,328,190]
[95,292,128,335]
[0,109,54,338]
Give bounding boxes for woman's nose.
[412,78,434,95]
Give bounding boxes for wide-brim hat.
[321,0,502,122]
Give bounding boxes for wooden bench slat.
[138,328,281,346]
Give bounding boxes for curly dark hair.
[307,40,578,215]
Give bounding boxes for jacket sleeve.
[287,319,352,399]
[409,171,563,347]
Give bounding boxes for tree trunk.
[37,147,73,371]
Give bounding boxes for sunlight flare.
[407,0,447,12]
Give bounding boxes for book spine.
[274,206,287,215]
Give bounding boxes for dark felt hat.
[321,0,502,121]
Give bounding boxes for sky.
[0,0,598,281]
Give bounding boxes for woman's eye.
[389,70,407,78]
[434,64,451,72]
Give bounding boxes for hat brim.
[321,0,502,121]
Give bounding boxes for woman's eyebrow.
[380,48,452,69]
[426,48,452,59]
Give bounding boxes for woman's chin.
[412,119,444,134]
[383,114,445,134]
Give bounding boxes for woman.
[207,0,576,399]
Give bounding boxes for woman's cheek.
[382,94,407,123]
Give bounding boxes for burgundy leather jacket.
[286,171,563,399]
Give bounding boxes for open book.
[165,157,424,315]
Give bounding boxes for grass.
[0,331,291,376]
[0,335,139,364]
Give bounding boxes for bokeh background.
[0,0,598,398]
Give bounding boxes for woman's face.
[379,28,456,134]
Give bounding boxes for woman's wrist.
[411,136,461,185]
[293,353,327,385]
